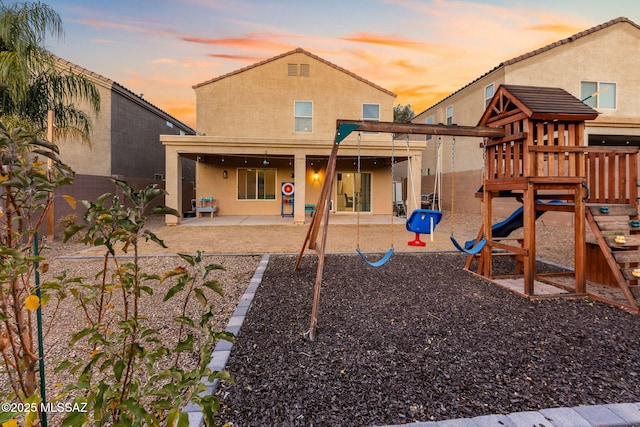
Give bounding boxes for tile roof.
[416,17,639,117]
[192,47,397,98]
[478,84,599,125]
[54,55,195,134]
[502,85,599,116]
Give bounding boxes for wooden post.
[574,183,586,293]
[46,110,55,241]
[482,189,493,278]
[523,181,536,295]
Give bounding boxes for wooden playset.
[469,85,640,314]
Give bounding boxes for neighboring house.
[413,17,640,214]
[161,48,425,225]
[49,57,197,234]
[54,56,196,181]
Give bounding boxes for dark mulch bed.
[216,253,640,426]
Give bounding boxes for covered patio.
[160,134,426,225]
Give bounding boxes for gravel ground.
[2,216,260,426]
[215,253,640,426]
[1,211,609,426]
[36,250,261,426]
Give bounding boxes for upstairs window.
[363,103,380,134]
[362,103,380,121]
[294,101,313,132]
[484,83,495,108]
[446,105,453,125]
[425,116,433,140]
[581,81,616,109]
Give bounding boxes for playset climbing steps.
[586,204,640,311]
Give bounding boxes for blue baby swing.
[406,135,443,247]
[355,132,395,267]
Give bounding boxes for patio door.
[336,171,371,213]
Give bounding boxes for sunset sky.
[48,0,640,129]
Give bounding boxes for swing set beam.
[295,119,504,341]
[336,119,506,138]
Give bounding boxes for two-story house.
[54,56,196,181]
[162,48,426,224]
[50,57,197,226]
[413,17,640,215]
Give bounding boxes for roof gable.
[192,47,396,97]
[419,17,639,116]
[479,84,599,126]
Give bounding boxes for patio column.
[406,153,422,214]
[293,153,306,224]
[165,146,182,226]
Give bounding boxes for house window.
[425,116,433,140]
[237,168,276,200]
[484,83,495,108]
[294,101,313,132]
[581,81,616,109]
[362,103,380,133]
[363,103,380,121]
[446,105,453,125]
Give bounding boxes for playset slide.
[464,201,562,250]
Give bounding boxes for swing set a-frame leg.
[294,142,340,340]
[294,141,339,270]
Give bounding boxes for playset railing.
[486,124,639,205]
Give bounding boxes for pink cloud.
[342,32,430,50]
[182,34,293,52]
[78,18,137,31]
[208,53,261,63]
[524,23,586,34]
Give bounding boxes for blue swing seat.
[406,209,443,234]
[356,246,395,268]
[450,235,487,255]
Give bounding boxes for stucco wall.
[195,51,395,140]
[55,69,196,182]
[56,81,113,176]
[166,49,400,222]
[414,20,640,213]
[111,91,195,181]
[505,23,640,118]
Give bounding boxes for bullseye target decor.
[281,182,294,217]
[282,182,294,196]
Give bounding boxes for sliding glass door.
[336,171,371,213]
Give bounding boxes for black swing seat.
[406,209,443,234]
